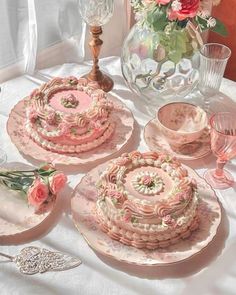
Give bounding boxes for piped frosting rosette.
[25,76,115,153]
[96,151,199,249]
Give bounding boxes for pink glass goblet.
[204,112,236,189]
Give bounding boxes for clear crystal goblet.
[198,43,231,112]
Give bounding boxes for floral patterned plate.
[144,119,211,161]
[7,95,134,166]
[71,162,221,266]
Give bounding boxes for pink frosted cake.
[25,76,115,153]
[96,151,199,249]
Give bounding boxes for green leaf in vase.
[195,16,208,32]
[168,50,182,64]
[147,6,168,32]
[211,19,228,37]
[176,32,187,54]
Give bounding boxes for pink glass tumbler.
[204,112,236,189]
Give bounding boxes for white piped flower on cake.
[132,171,164,195]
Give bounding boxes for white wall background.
[0,0,129,82]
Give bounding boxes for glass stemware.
[78,0,114,92]
[198,43,231,112]
[204,112,236,189]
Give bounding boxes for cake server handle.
[0,252,14,261]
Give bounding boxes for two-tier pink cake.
[96,151,199,249]
[25,76,115,153]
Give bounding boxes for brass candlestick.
[83,26,113,92]
[78,0,114,92]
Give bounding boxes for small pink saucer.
[144,119,211,161]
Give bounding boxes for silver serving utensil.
[0,246,82,275]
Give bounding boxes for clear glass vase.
[121,22,202,106]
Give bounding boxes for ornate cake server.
[0,246,81,275]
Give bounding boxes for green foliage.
[159,29,195,64]
[146,6,169,32]
[212,19,228,37]
[195,16,228,36]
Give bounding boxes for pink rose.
[108,190,126,204]
[141,175,153,186]
[27,178,49,208]
[49,172,67,194]
[168,0,200,21]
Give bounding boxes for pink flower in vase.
[49,172,67,195]
[168,0,200,21]
[27,178,49,208]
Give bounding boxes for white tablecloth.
[1,56,236,295]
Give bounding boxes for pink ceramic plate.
[71,162,221,266]
[144,119,211,161]
[7,95,134,166]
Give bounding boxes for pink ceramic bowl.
[156,102,208,148]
